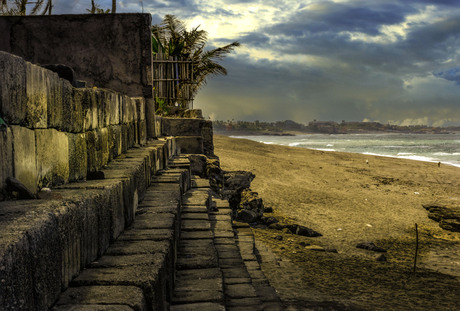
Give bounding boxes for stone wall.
[0,51,149,196]
[0,14,152,98]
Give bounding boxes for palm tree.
[87,0,109,14]
[152,14,240,98]
[112,0,116,14]
[0,0,52,15]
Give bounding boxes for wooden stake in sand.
[413,223,419,273]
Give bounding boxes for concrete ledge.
[0,137,178,310]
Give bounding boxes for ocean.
[231,133,460,168]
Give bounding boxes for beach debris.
[356,242,386,252]
[299,241,310,247]
[438,162,441,167]
[337,228,343,231]
[366,224,372,227]
[260,216,279,226]
[414,192,420,195]
[366,159,369,165]
[376,254,387,262]
[292,225,322,237]
[274,235,283,241]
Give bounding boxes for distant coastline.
[213,119,460,136]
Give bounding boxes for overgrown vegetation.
[0,0,52,15]
[152,15,240,113]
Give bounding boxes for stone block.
[121,95,135,124]
[202,120,214,156]
[161,117,206,137]
[62,80,83,133]
[56,178,126,244]
[72,264,166,311]
[86,130,102,173]
[52,304,134,310]
[145,97,155,138]
[134,97,145,121]
[0,128,13,194]
[100,128,109,167]
[11,125,38,194]
[0,52,27,126]
[25,62,48,128]
[128,122,136,148]
[35,128,70,188]
[121,124,129,153]
[79,88,98,131]
[0,231,34,310]
[106,90,120,126]
[138,119,147,146]
[55,286,147,310]
[0,201,63,310]
[46,70,64,129]
[175,136,204,155]
[154,115,162,138]
[182,109,203,119]
[67,132,87,182]
[108,125,122,160]
[171,302,225,311]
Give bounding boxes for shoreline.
[225,132,460,168]
[213,134,460,310]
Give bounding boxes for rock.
[6,177,36,199]
[251,223,267,229]
[376,254,387,261]
[236,209,258,223]
[356,242,386,252]
[281,228,291,234]
[240,189,264,212]
[440,219,460,232]
[286,224,298,234]
[224,171,254,191]
[261,216,278,226]
[423,204,460,233]
[274,235,283,241]
[295,225,322,237]
[264,206,273,213]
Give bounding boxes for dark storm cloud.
[267,1,415,37]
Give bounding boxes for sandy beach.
[213,134,460,310]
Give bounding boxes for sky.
[50,0,460,126]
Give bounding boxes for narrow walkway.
[171,177,283,311]
[51,158,283,310]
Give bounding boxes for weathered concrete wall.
[161,117,215,156]
[0,139,183,310]
[0,51,149,195]
[0,14,152,98]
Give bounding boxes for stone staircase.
[47,155,283,310]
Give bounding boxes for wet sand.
[213,134,460,310]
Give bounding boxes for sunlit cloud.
[48,0,460,125]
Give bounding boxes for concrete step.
[171,179,283,310]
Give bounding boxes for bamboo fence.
[152,50,195,109]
